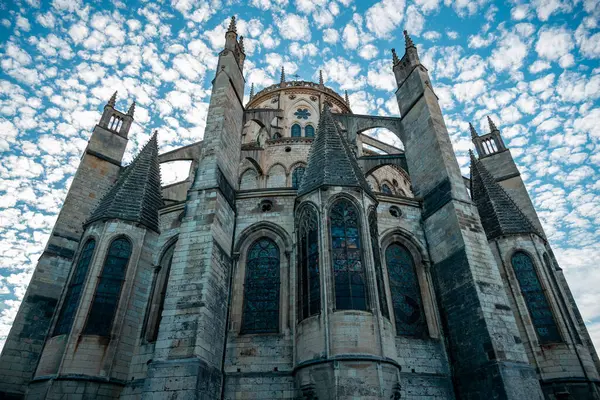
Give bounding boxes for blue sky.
[0,0,599,352]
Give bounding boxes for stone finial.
[319,69,324,86]
[345,90,350,106]
[487,116,499,133]
[107,91,117,107]
[227,16,237,33]
[468,149,476,160]
[392,48,400,65]
[280,65,285,84]
[404,30,415,48]
[127,101,136,117]
[238,35,245,53]
[469,122,478,139]
[249,83,254,99]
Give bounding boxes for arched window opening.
[511,251,561,343]
[84,237,132,336]
[305,125,315,138]
[330,199,368,311]
[54,239,96,336]
[381,184,393,195]
[242,238,280,333]
[298,206,320,321]
[143,243,175,342]
[385,243,426,337]
[369,210,389,319]
[292,167,305,189]
[291,123,301,137]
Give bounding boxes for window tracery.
[298,206,320,320]
[294,108,311,119]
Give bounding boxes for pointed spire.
[298,101,372,196]
[345,90,350,107]
[280,65,285,84]
[238,35,245,53]
[249,83,254,99]
[470,151,540,240]
[487,116,499,133]
[319,69,324,86]
[127,101,136,117]
[391,48,400,65]
[227,15,237,33]
[469,122,478,139]
[107,91,117,107]
[404,30,415,48]
[87,131,164,233]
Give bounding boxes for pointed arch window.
[53,239,96,336]
[143,243,175,342]
[84,237,132,336]
[292,166,305,189]
[298,206,320,321]
[305,125,315,138]
[511,251,561,343]
[385,243,426,336]
[242,238,280,333]
[368,210,389,319]
[330,198,368,311]
[291,124,301,137]
[381,184,393,195]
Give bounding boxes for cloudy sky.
[0,0,599,352]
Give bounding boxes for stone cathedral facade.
[1,18,599,400]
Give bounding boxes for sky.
[0,0,599,353]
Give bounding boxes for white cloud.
[531,0,572,21]
[321,57,366,90]
[423,31,441,41]
[535,26,574,62]
[511,4,530,20]
[367,60,396,91]
[359,44,379,60]
[342,23,359,50]
[275,14,311,42]
[490,32,529,74]
[452,79,487,103]
[323,28,339,43]
[68,22,89,44]
[365,0,405,39]
[405,5,425,35]
[529,60,552,74]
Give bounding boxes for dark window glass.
[84,238,132,336]
[330,199,368,311]
[291,124,301,137]
[512,251,561,343]
[294,108,311,119]
[381,184,393,195]
[298,206,320,321]
[292,167,305,189]
[385,243,426,336]
[143,244,175,342]
[54,239,96,336]
[369,210,389,319]
[305,125,315,137]
[242,238,280,333]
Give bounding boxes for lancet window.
[291,123,301,137]
[511,251,561,343]
[298,205,320,321]
[242,238,280,333]
[368,210,389,318]
[330,198,368,311]
[53,239,96,336]
[143,243,175,342]
[292,167,305,189]
[305,125,315,137]
[84,237,132,336]
[385,243,426,336]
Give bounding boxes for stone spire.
[238,35,245,53]
[249,83,254,99]
[87,131,164,233]
[107,91,117,107]
[298,103,372,196]
[319,69,324,86]
[404,30,415,48]
[391,48,400,65]
[469,122,478,139]
[227,15,236,33]
[127,101,136,117]
[345,90,350,107]
[487,116,499,133]
[280,65,285,84]
[469,150,540,240]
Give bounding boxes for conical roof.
[469,151,539,240]
[87,133,163,232]
[298,104,372,196]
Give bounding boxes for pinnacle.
[127,101,136,117]
[107,91,117,107]
[319,69,324,86]
[239,35,245,52]
[228,16,237,33]
[469,122,478,138]
[404,30,415,48]
[391,48,399,65]
[487,116,499,133]
[249,82,254,99]
[280,65,285,84]
[345,90,350,106]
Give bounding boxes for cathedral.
[1,17,599,400]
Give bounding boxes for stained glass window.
[242,238,280,333]
[143,243,175,342]
[54,239,96,336]
[330,199,368,311]
[291,124,301,137]
[294,108,311,119]
[305,125,315,137]
[292,167,305,189]
[511,251,561,343]
[381,184,393,195]
[385,243,426,336]
[84,237,132,336]
[298,206,320,321]
[369,210,389,319]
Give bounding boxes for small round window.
[389,206,402,218]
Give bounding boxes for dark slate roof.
[87,133,163,232]
[469,151,540,240]
[298,104,372,196]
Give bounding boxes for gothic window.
[298,206,320,321]
[381,184,393,195]
[292,167,305,189]
[84,237,132,336]
[53,239,96,336]
[143,243,175,342]
[511,251,561,343]
[385,243,426,336]
[294,108,311,119]
[330,198,368,311]
[305,125,315,137]
[369,210,389,319]
[291,123,301,137]
[242,238,280,333]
